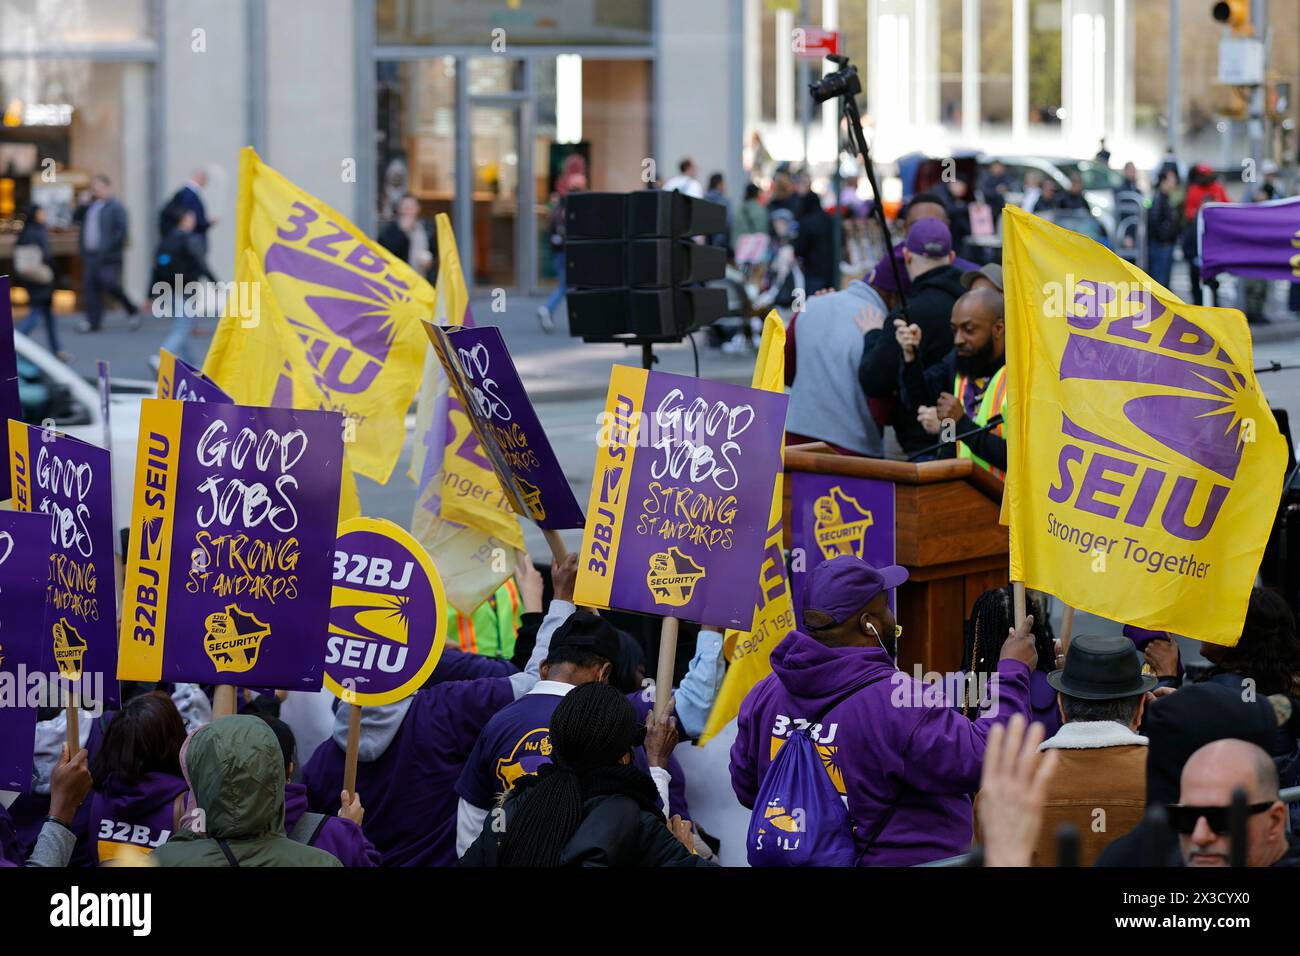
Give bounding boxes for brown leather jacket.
[1031,721,1148,867]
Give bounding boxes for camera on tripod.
[809,54,860,104]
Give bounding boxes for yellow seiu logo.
[769,735,846,795]
[203,603,271,673]
[52,618,87,679]
[646,546,705,608]
[329,586,410,645]
[494,728,553,791]
[762,802,802,833]
[516,477,546,522]
[812,486,874,561]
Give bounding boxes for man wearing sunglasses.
[1174,738,1299,867]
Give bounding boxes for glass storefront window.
[0,0,154,53]
[376,0,653,46]
[1028,0,1062,127]
[979,0,1012,130]
[0,58,152,308]
[937,0,963,128]
[468,57,524,95]
[375,58,456,227]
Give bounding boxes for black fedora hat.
[1047,633,1158,700]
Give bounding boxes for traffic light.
[563,190,728,344]
[1212,0,1253,35]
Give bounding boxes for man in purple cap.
[730,555,1039,866]
[858,218,968,458]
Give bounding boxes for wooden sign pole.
[542,528,568,563]
[64,681,79,752]
[653,617,679,722]
[212,685,236,719]
[1059,605,1076,654]
[1012,581,1026,629]
[342,703,362,795]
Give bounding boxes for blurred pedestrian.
[1146,168,1180,289]
[537,173,585,334]
[13,204,68,361]
[703,172,730,251]
[163,168,217,251]
[150,208,218,370]
[1181,163,1229,306]
[378,193,436,283]
[793,189,834,295]
[76,174,142,333]
[663,157,702,198]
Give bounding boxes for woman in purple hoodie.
[88,692,189,865]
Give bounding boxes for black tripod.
[814,54,911,328]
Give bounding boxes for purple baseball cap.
[803,555,908,625]
[1122,624,1170,651]
[867,246,907,294]
[904,218,952,257]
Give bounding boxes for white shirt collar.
[528,679,577,698]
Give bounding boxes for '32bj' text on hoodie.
[730,630,1031,866]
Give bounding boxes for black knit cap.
[549,610,622,665]
[550,682,647,773]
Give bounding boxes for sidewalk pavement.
[30,269,1300,400]
[43,292,760,399]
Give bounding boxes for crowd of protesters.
[3,149,1299,871]
[3,541,1296,869]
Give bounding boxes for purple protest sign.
[7,422,120,709]
[575,366,788,629]
[1,276,20,502]
[1200,197,1300,281]
[425,323,585,530]
[117,400,345,689]
[156,349,234,404]
[0,510,54,791]
[789,472,896,626]
[324,517,448,706]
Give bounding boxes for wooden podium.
[783,444,1009,676]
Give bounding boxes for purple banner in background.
[426,323,585,529]
[789,472,896,626]
[1199,197,1300,281]
[0,510,53,791]
[1,276,20,502]
[7,423,119,710]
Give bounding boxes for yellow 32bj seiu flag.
[1001,206,1287,646]
[204,147,432,484]
[698,312,794,745]
[407,214,523,613]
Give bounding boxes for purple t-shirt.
[456,684,692,820]
[302,676,517,867]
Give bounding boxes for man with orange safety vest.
[446,579,525,660]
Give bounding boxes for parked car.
[14,331,151,539]
[985,155,1123,231]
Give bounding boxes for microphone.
[907,414,1005,462]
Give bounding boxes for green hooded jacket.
[153,715,341,867]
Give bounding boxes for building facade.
[0,0,1293,299]
[0,0,744,296]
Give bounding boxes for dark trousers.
[1147,243,1174,290]
[17,301,61,354]
[82,254,138,330]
